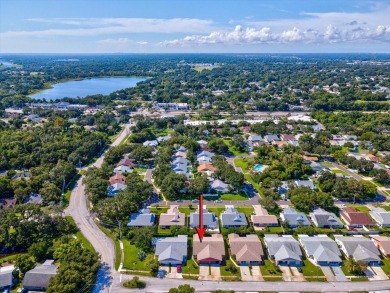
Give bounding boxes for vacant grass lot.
[220,193,248,201]
[220,259,241,277]
[223,139,247,156]
[122,239,151,271]
[260,260,282,276]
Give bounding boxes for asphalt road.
[111,273,390,292]
[64,123,131,292]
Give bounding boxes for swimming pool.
[253,164,263,171]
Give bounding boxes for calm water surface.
[30,77,146,100]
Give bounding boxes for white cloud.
[0,18,215,38]
[159,24,390,47]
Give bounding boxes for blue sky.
[1,0,389,53]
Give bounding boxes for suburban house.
[220,207,248,228]
[0,198,16,209]
[109,173,126,185]
[127,208,155,227]
[107,183,127,197]
[309,208,344,229]
[369,207,390,227]
[22,193,43,204]
[228,234,264,265]
[280,134,296,141]
[264,235,303,266]
[23,260,58,291]
[156,134,171,143]
[251,205,279,228]
[280,207,311,228]
[0,265,15,291]
[264,134,280,143]
[193,234,225,264]
[298,235,342,266]
[197,155,212,165]
[302,155,319,163]
[143,140,158,148]
[113,165,132,174]
[174,151,187,159]
[210,179,230,193]
[334,235,381,266]
[294,180,315,190]
[117,158,136,168]
[248,135,263,143]
[190,208,219,231]
[370,236,390,257]
[197,150,214,159]
[154,235,188,265]
[340,207,375,228]
[159,206,185,229]
[197,163,216,173]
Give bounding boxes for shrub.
[123,276,146,289]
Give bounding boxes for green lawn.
[268,226,284,234]
[179,206,197,216]
[182,258,199,275]
[301,260,324,277]
[150,206,169,215]
[346,204,370,213]
[236,206,255,217]
[350,277,369,281]
[220,259,241,277]
[381,258,390,275]
[224,139,247,156]
[0,253,26,266]
[320,162,335,168]
[333,169,350,176]
[122,239,150,271]
[234,158,253,172]
[260,260,282,276]
[244,174,262,195]
[65,216,95,253]
[220,193,248,201]
[262,276,283,281]
[208,207,227,217]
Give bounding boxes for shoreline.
[28,75,148,100]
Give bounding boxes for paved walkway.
[240,266,252,281]
[321,266,337,282]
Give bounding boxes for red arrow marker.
[195,194,206,242]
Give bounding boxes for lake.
[0,60,15,68]
[30,77,146,100]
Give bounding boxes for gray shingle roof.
[221,207,248,227]
[155,235,187,263]
[280,208,311,227]
[294,180,315,189]
[370,208,390,226]
[264,235,302,262]
[299,235,342,263]
[335,235,381,262]
[22,260,57,290]
[0,268,13,288]
[127,209,155,227]
[190,209,218,229]
[310,209,343,228]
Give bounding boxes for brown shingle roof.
[193,234,225,262]
[159,206,185,227]
[341,207,375,226]
[228,234,263,263]
[109,173,126,185]
[117,158,136,168]
[197,163,216,173]
[370,236,390,256]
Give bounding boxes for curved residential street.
[65,123,390,292]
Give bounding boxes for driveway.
[321,266,336,281]
[210,265,221,281]
[198,265,210,280]
[290,267,305,281]
[367,267,388,281]
[332,266,348,281]
[240,266,252,281]
[166,266,183,279]
[280,266,293,281]
[251,266,264,281]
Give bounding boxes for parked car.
[191,199,199,203]
[215,199,223,203]
[176,199,183,202]
[176,265,182,273]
